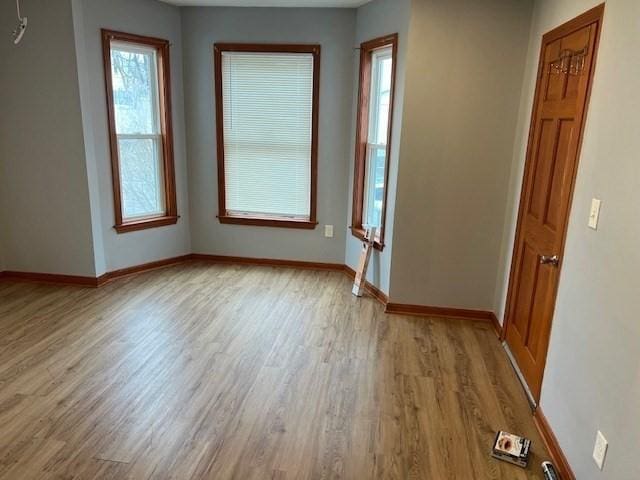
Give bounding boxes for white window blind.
[221,51,314,219]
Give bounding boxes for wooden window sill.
[115,215,179,234]
[351,226,385,251]
[218,215,318,230]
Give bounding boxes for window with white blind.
[214,44,320,229]
[102,30,178,234]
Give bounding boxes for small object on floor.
[542,461,561,480]
[352,227,376,297]
[491,430,532,468]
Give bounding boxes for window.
[352,34,398,249]
[214,44,320,229]
[102,30,177,234]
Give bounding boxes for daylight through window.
[102,30,177,233]
[351,34,398,248]
[214,44,320,229]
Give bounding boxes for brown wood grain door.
[504,5,604,401]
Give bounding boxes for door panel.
[512,242,539,340]
[504,5,604,401]
[545,119,575,229]
[528,118,559,220]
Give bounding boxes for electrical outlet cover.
[324,225,334,238]
[593,430,608,470]
[588,198,601,229]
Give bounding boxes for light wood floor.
[0,262,548,479]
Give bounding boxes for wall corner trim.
[533,408,576,480]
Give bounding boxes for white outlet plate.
[324,225,334,238]
[593,430,608,470]
[588,198,601,229]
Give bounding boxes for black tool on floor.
[542,461,560,480]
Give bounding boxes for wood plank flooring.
[0,262,548,479]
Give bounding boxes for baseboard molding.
[491,313,503,338]
[0,254,343,289]
[342,266,389,305]
[0,255,193,289]
[385,302,495,324]
[341,267,501,330]
[0,271,99,288]
[1,255,500,333]
[97,254,193,286]
[191,253,345,272]
[533,408,575,480]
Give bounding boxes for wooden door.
[504,5,604,401]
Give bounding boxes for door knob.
[540,255,560,266]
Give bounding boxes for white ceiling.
[160,0,371,7]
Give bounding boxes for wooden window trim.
[351,34,398,251]
[101,29,178,234]
[213,43,320,230]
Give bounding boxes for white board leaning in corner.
[352,227,377,297]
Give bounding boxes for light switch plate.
[593,430,608,470]
[324,225,334,238]
[588,198,602,229]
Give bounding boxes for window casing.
[214,43,320,229]
[352,34,398,249]
[102,30,178,234]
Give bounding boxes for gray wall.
[72,0,106,275]
[495,0,640,478]
[0,138,6,272]
[0,227,4,271]
[343,0,412,295]
[182,7,355,263]
[73,0,192,275]
[0,184,5,271]
[388,0,533,309]
[0,0,97,276]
